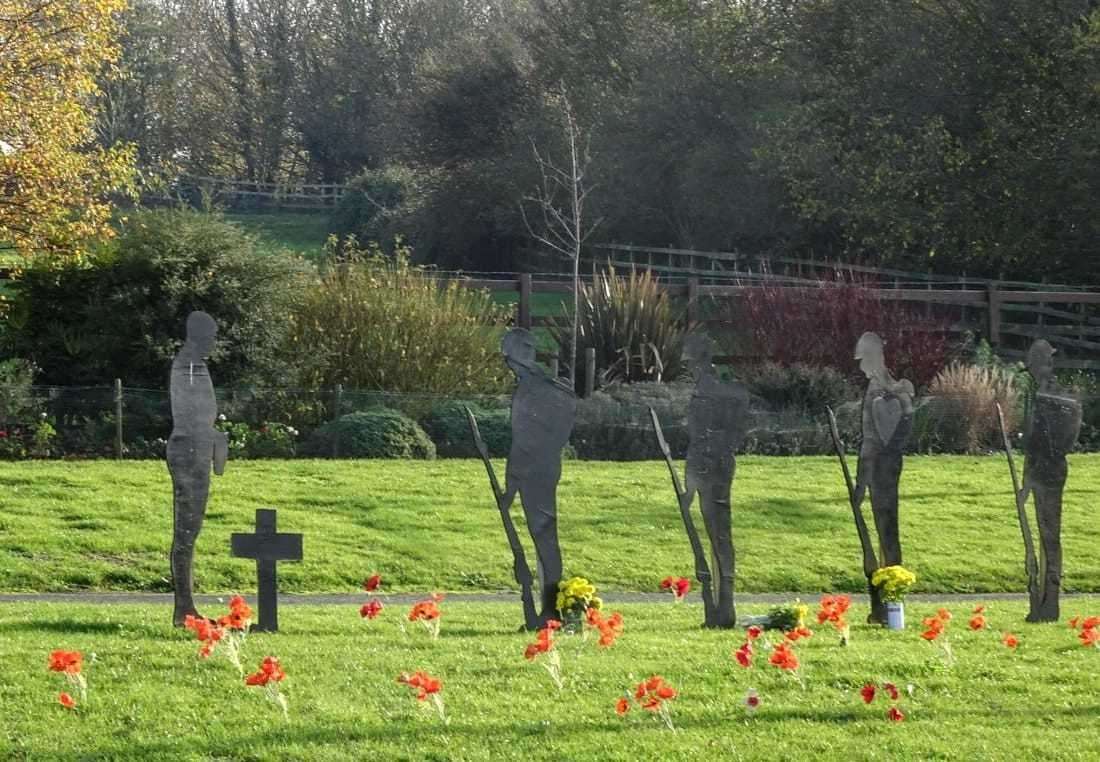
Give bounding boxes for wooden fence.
[155,175,346,211]
[458,273,1100,370]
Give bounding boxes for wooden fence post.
[332,384,344,458]
[518,273,532,329]
[549,358,559,378]
[987,283,1002,347]
[687,277,700,323]
[114,378,123,460]
[584,347,597,398]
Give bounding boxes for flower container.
[562,608,584,635]
[885,601,905,630]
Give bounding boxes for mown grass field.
[1,600,1098,760]
[1,457,1098,595]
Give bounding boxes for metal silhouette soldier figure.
[854,332,914,624]
[495,328,576,627]
[168,311,228,626]
[652,333,748,628]
[1018,340,1081,622]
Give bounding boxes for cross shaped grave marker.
[230,508,302,633]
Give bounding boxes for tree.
[520,88,602,388]
[0,0,136,257]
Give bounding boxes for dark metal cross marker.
[230,509,302,633]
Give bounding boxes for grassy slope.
[2,457,1099,595]
[224,212,332,258]
[1,600,1098,760]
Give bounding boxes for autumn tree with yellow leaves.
[0,0,135,257]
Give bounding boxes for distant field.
[225,212,334,257]
[1,456,1098,596]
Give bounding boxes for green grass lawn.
[225,212,334,257]
[1,600,1098,759]
[1,457,1099,596]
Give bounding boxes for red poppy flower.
[746,625,763,641]
[882,682,899,701]
[936,608,952,622]
[244,656,286,686]
[968,614,986,631]
[769,642,799,671]
[744,691,760,710]
[615,697,630,716]
[398,670,442,700]
[887,706,905,722]
[47,650,82,675]
[860,684,876,704]
[734,644,753,668]
[1069,616,1080,629]
[920,616,946,641]
[364,574,382,592]
[1080,627,1100,648]
[973,605,986,614]
[360,599,384,620]
[1002,632,1019,650]
[408,600,442,622]
[58,692,76,709]
[1082,616,1100,629]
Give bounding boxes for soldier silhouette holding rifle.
[853,332,913,624]
[1020,340,1080,622]
[499,328,576,623]
[167,311,228,626]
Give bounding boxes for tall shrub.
[926,362,1020,453]
[735,275,954,389]
[2,208,306,387]
[288,241,510,394]
[551,264,691,394]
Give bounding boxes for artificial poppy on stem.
[245,656,289,720]
[360,599,384,620]
[1002,632,1019,650]
[585,608,624,648]
[363,574,382,592]
[817,594,852,646]
[920,609,955,666]
[968,605,987,631]
[619,676,678,730]
[524,620,564,690]
[58,692,76,710]
[743,689,761,714]
[408,596,443,639]
[47,650,87,703]
[659,576,692,602]
[398,670,447,723]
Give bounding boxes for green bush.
[572,382,692,460]
[302,409,436,459]
[551,265,690,395]
[330,165,425,253]
[2,208,307,387]
[289,241,510,395]
[738,361,859,414]
[420,399,511,458]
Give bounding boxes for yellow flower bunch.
[871,565,917,602]
[556,576,602,614]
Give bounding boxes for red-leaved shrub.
[732,275,955,389]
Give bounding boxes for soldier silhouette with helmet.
[167,311,228,626]
[854,332,914,624]
[1020,339,1081,622]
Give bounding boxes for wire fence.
[1,383,1096,461]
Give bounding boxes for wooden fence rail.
[456,274,1100,370]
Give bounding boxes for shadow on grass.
[0,618,128,635]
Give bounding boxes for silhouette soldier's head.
[854,332,887,380]
[183,311,218,360]
[502,328,538,374]
[683,332,714,381]
[1027,339,1056,386]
